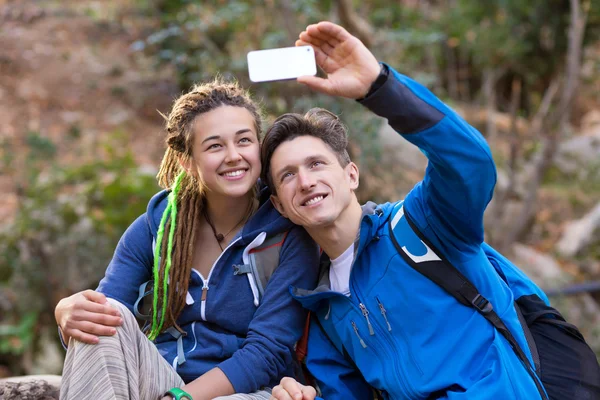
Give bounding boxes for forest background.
[1,0,599,377]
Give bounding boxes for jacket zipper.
[351,321,367,348]
[193,237,241,321]
[350,272,418,399]
[376,297,392,331]
[359,303,375,335]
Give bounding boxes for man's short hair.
[261,108,351,192]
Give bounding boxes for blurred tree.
[0,131,159,375]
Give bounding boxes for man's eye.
[281,172,293,181]
[311,161,323,168]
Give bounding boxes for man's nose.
[297,169,316,191]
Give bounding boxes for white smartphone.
[247,46,317,83]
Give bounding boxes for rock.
[378,122,428,171]
[0,376,60,400]
[554,113,600,176]
[581,109,600,135]
[557,202,600,257]
[511,243,571,289]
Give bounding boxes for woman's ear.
[346,162,360,190]
[178,156,194,175]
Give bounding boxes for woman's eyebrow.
[201,129,252,145]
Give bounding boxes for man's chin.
[302,214,337,230]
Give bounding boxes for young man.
[262,22,551,400]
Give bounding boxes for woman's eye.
[207,143,221,150]
[239,137,251,144]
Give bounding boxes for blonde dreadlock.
[149,78,263,340]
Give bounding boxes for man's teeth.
[223,170,244,177]
[305,195,324,206]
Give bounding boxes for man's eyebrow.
[201,129,252,144]
[274,155,325,180]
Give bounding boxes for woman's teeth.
[223,170,245,177]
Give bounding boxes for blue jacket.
[292,66,548,399]
[97,187,320,393]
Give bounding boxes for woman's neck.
[203,191,254,234]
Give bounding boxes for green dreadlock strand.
[149,171,186,340]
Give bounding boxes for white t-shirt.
[329,243,354,297]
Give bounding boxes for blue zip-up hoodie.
[292,66,548,399]
[96,186,319,393]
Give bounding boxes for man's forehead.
[271,136,335,165]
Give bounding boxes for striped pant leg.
[213,388,272,400]
[60,298,184,400]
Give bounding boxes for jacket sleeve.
[96,213,154,313]
[359,64,497,256]
[306,314,373,400]
[216,226,320,394]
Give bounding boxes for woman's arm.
[211,226,320,396]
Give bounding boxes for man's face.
[269,135,359,229]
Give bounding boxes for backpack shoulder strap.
[247,231,288,300]
[388,204,548,400]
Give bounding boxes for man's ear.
[270,194,288,218]
[346,162,360,190]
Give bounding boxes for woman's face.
[189,105,261,200]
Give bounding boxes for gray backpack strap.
[247,231,288,301]
[134,280,153,321]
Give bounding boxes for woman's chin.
[209,184,256,200]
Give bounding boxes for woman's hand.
[55,289,122,345]
[295,21,381,99]
[271,377,317,400]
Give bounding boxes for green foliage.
[0,131,159,367]
[0,313,37,356]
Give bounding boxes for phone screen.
[247,46,316,83]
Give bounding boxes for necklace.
[202,205,249,251]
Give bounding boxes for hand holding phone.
[247,46,317,83]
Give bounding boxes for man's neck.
[306,199,363,259]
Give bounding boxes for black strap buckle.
[472,294,493,314]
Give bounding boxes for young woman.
[54,79,319,400]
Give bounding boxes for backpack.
[389,203,600,400]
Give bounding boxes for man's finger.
[295,40,330,69]
[297,75,333,95]
[298,30,326,48]
[271,385,295,400]
[314,21,351,43]
[300,385,317,400]
[280,378,304,400]
[307,22,343,45]
[299,31,337,54]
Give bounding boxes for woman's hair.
[148,78,262,339]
